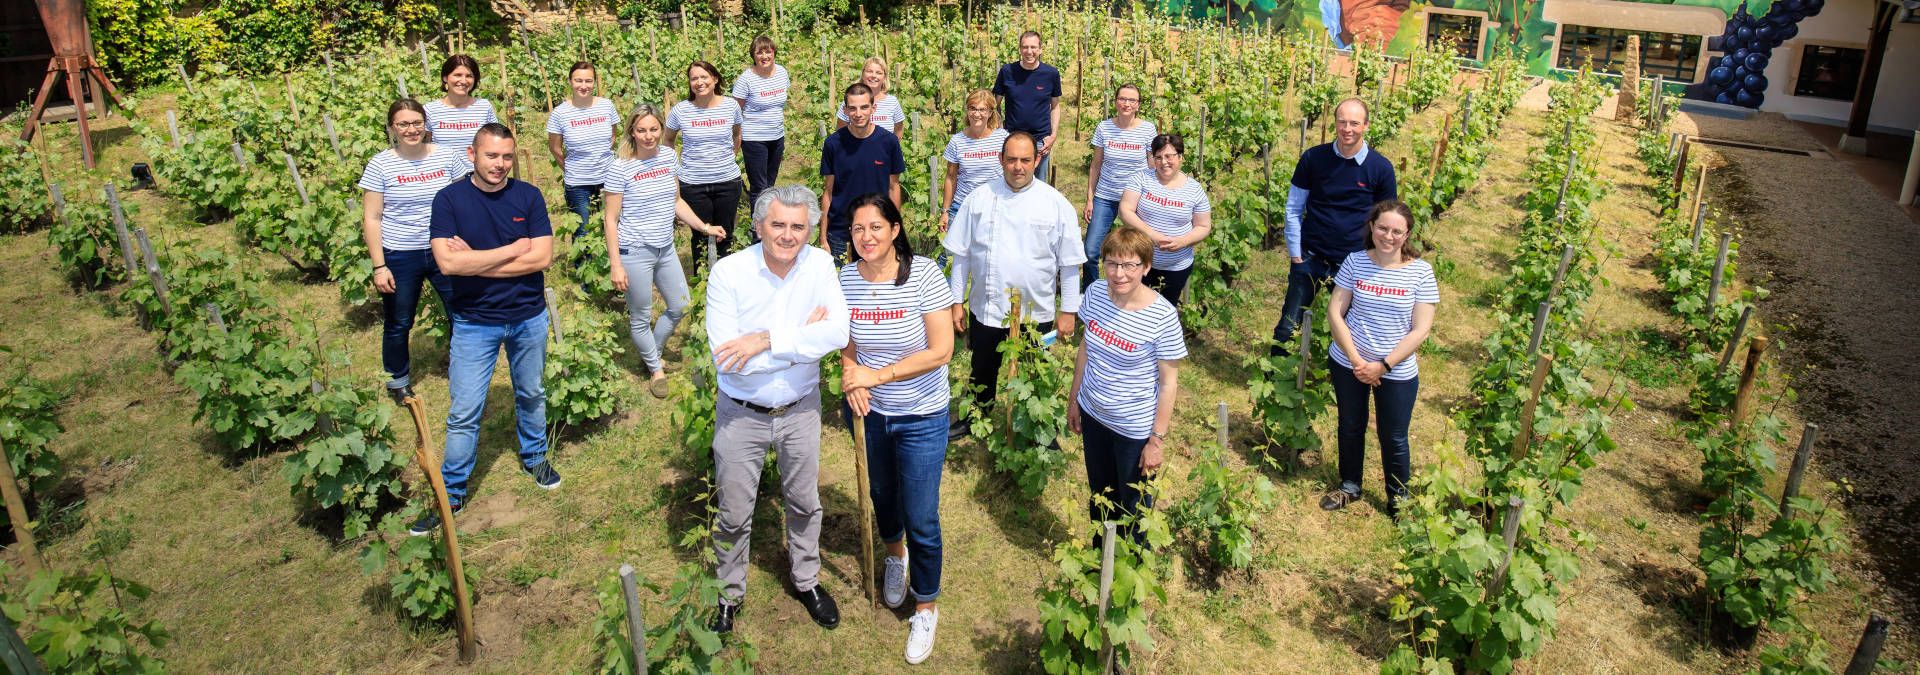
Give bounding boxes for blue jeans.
[564,183,603,238]
[1035,142,1053,183]
[619,245,692,373]
[379,248,452,389]
[825,223,851,267]
[861,409,949,602]
[1271,252,1345,356]
[442,311,550,502]
[1082,196,1120,284]
[1081,412,1151,545]
[1328,355,1417,507]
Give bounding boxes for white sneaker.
[905,607,938,665]
[881,555,908,609]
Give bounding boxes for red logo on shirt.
[632,167,672,181]
[873,160,885,166]
[688,118,731,128]
[962,150,997,160]
[757,87,787,97]
[1107,142,1143,151]
[1086,319,1139,352]
[512,217,526,222]
[1356,280,1409,297]
[395,170,448,184]
[1357,181,1368,188]
[569,116,609,127]
[1142,192,1185,209]
[850,308,909,323]
[436,121,481,130]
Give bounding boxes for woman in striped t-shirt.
[837,194,954,663]
[1082,84,1157,284]
[1067,227,1187,544]
[836,57,906,138]
[665,60,745,274]
[1117,133,1212,307]
[731,35,790,220]
[544,61,620,237]
[938,89,1009,232]
[603,104,729,399]
[358,98,470,402]
[423,54,497,155]
[1320,200,1439,519]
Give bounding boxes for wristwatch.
[1151,431,1168,442]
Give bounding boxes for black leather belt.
[729,395,802,417]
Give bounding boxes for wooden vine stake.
[1426,114,1452,185]
[1096,520,1118,673]
[166,109,182,149]
[1691,167,1710,221]
[1717,306,1753,374]
[1525,301,1551,360]
[927,155,942,219]
[1003,288,1025,450]
[617,565,648,673]
[1672,137,1691,195]
[401,396,478,663]
[1514,354,1554,462]
[1484,496,1526,598]
[544,287,565,344]
[1215,401,1229,459]
[1690,202,1708,251]
[850,413,877,608]
[1776,422,1819,521]
[133,228,171,317]
[1843,615,1891,675]
[1295,310,1314,390]
[0,439,43,574]
[104,185,137,276]
[323,114,344,160]
[284,73,300,122]
[1729,336,1769,425]
[1706,232,1732,310]
[283,153,310,205]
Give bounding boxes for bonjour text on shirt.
[941,178,1086,328]
[423,98,498,154]
[544,98,620,186]
[1125,172,1211,272]
[358,145,472,251]
[1089,118,1157,201]
[706,244,850,407]
[1076,279,1188,440]
[1330,251,1439,381]
[603,148,681,249]
[668,98,745,185]
[731,65,790,142]
[839,256,954,417]
[942,127,1011,210]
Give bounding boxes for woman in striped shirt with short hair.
[938,89,1009,234]
[837,193,954,664]
[732,35,791,226]
[1083,83,1157,283]
[666,60,746,274]
[603,104,728,399]
[1319,200,1439,520]
[544,61,620,236]
[359,98,470,402]
[1067,226,1187,544]
[836,57,906,138]
[1117,133,1212,307]
[423,54,497,154]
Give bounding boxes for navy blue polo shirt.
[819,126,905,229]
[993,62,1062,139]
[1292,143,1399,259]
[429,177,553,324]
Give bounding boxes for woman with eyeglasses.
[836,56,906,138]
[1319,200,1438,520]
[1066,226,1186,544]
[1116,133,1212,307]
[938,89,1009,233]
[665,60,745,274]
[359,98,471,402]
[1083,84,1157,284]
[423,54,497,154]
[732,35,790,222]
[544,61,620,236]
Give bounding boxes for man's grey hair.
[752,184,821,227]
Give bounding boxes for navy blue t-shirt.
[993,62,1062,139]
[429,177,554,324]
[819,126,905,229]
[1291,144,1399,259]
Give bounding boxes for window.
[1426,13,1482,60]
[1557,25,1702,81]
[1793,44,1864,101]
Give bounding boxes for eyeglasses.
[1102,259,1145,273]
[1115,97,1140,103]
[392,121,426,130]
[966,107,992,113]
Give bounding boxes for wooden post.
[397,72,410,99]
[133,228,171,317]
[1717,306,1753,374]
[851,413,877,607]
[617,565,648,674]
[1547,245,1575,304]
[205,303,227,334]
[47,183,63,224]
[401,397,478,663]
[177,63,194,94]
[1843,614,1891,675]
[1427,114,1452,185]
[1295,310,1313,390]
[283,153,309,205]
[1672,138,1690,195]
[0,440,43,574]
[284,73,300,122]
[323,115,344,160]
[1483,496,1525,598]
[1691,167,1709,220]
[1513,354,1554,462]
[1706,232,1732,310]
[1552,150,1578,217]
[1096,521,1118,673]
[1073,41,1085,142]
[166,109,182,149]
[1690,203,1708,251]
[1730,336,1769,424]
[928,154,942,219]
[1777,423,1819,520]
[104,185,136,276]
[323,54,336,92]
[232,142,250,169]
[1216,401,1229,455]
[419,41,433,82]
[544,287,564,343]
[1525,301,1551,360]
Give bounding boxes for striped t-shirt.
[1126,172,1212,272]
[839,256,955,417]
[837,93,906,133]
[544,97,619,186]
[667,98,744,185]
[942,127,1010,211]
[423,98,498,153]
[1330,251,1440,381]
[1076,280,1188,440]
[1090,118,1158,201]
[602,148,681,249]
[358,145,471,251]
[731,65,790,142]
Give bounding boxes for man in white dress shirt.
[705,184,850,634]
[942,131,1086,438]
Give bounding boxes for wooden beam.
[1841,1,1897,152]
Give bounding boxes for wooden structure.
[18,0,124,169]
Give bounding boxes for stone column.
[1616,35,1642,124]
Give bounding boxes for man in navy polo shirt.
[1271,98,1398,356]
[994,31,1063,183]
[818,82,904,265]
[411,122,563,535]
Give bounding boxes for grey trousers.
[712,388,824,605]
[618,244,692,373]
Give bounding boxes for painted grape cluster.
[1706,0,1826,108]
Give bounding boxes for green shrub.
[0,365,66,532]
[361,503,477,623]
[88,0,225,87]
[0,564,169,674]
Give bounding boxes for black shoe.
[1319,489,1359,512]
[387,383,415,405]
[792,585,840,629]
[710,601,739,634]
[946,416,970,440]
[407,500,463,536]
[524,460,562,490]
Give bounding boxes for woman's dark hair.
[846,193,913,286]
[440,54,481,93]
[567,60,596,80]
[1363,199,1422,260]
[1149,133,1185,156]
[686,60,723,101]
[387,98,429,142]
[749,35,776,59]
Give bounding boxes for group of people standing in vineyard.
[348,28,1435,665]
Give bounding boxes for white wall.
[1759,0,1920,133]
